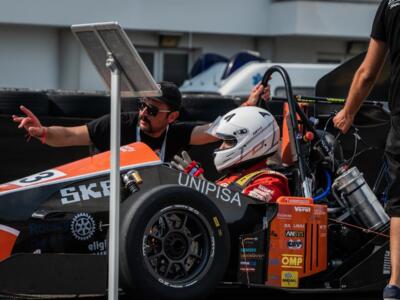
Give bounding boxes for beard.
[139,115,153,133]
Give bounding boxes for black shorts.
[385,115,400,217]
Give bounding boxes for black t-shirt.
[87,112,196,161]
[371,0,400,113]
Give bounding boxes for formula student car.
[0,66,391,300]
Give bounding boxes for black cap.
[157,81,182,111]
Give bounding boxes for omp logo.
[282,254,303,269]
[60,180,110,205]
[294,206,311,213]
[285,230,305,238]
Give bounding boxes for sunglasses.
[138,100,171,117]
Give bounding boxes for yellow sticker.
[281,271,298,288]
[213,216,220,228]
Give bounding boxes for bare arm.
[189,83,271,145]
[12,105,91,147]
[333,38,388,133]
[44,125,91,147]
[190,123,220,145]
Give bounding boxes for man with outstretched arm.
[13,81,270,162]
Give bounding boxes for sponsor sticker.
[178,173,242,207]
[294,206,311,213]
[29,222,69,236]
[213,216,220,228]
[269,258,279,266]
[293,224,305,229]
[277,213,292,220]
[88,239,107,255]
[287,239,302,249]
[241,247,257,253]
[10,169,66,187]
[281,254,303,269]
[70,213,96,241]
[60,180,110,205]
[285,230,305,238]
[281,271,298,288]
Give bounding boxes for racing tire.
[120,184,230,300]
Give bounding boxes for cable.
[313,169,332,202]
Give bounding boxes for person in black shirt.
[86,81,200,161]
[12,81,270,162]
[333,1,400,298]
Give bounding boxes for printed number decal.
[20,171,55,183]
[11,169,66,187]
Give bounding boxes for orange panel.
[266,196,327,288]
[281,103,308,166]
[0,225,20,261]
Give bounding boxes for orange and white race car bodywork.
[0,142,161,196]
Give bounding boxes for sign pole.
[106,53,121,300]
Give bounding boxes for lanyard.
[136,124,169,162]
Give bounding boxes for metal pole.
[106,53,121,300]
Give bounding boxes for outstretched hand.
[244,82,271,106]
[171,150,205,180]
[12,106,47,143]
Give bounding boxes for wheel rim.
[141,206,215,286]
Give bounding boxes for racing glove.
[12,106,47,144]
[171,150,205,180]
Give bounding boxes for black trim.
[304,223,308,274]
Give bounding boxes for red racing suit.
[216,160,290,202]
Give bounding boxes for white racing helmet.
[209,106,280,171]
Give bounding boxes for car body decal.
[0,142,161,196]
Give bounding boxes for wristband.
[40,127,48,144]
[193,168,204,177]
[189,167,198,176]
[184,161,197,174]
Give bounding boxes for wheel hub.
[164,231,188,260]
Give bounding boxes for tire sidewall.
[120,185,230,300]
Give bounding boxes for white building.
[0,0,379,91]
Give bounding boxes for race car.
[0,66,391,300]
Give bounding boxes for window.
[163,53,189,85]
[137,48,190,85]
[138,51,155,76]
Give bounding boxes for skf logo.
[60,180,110,205]
[285,230,304,238]
[281,271,298,288]
[282,254,303,269]
[294,206,311,213]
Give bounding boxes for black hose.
[259,66,310,195]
